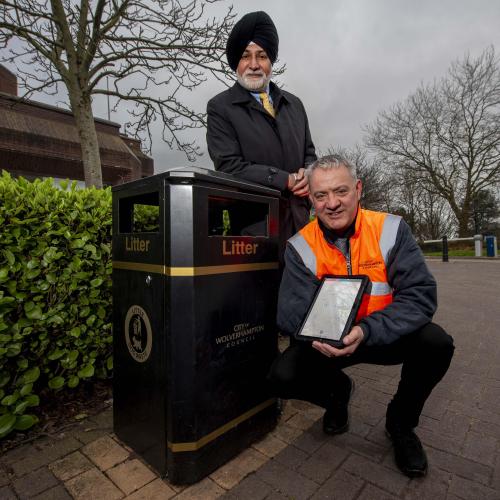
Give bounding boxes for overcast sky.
[7,0,500,173]
[141,0,500,173]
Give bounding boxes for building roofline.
[0,91,121,128]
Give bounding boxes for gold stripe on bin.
[112,261,279,276]
[113,261,166,274]
[167,398,276,452]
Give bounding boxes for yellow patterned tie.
[259,92,275,117]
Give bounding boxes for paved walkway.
[1,260,499,499]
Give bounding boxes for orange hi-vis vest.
[289,208,402,322]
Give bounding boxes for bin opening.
[119,192,160,233]
[208,196,269,237]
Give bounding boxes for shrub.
[0,172,113,439]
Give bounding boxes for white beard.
[237,69,273,92]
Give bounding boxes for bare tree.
[470,189,499,234]
[0,0,236,187]
[365,47,500,236]
[393,170,455,240]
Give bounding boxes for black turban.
[226,11,279,71]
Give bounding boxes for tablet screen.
[298,277,365,341]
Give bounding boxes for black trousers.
[268,322,454,429]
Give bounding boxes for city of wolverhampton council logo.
[124,305,152,363]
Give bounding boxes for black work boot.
[386,422,428,477]
[322,376,354,435]
[386,400,428,477]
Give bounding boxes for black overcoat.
[206,82,317,242]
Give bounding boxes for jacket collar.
[230,81,288,108]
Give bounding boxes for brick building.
[0,65,153,186]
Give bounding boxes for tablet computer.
[295,275,370,348]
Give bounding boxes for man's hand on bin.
[312,326,364,358]
[288,167,309,197]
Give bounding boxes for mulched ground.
[0,379,112,454]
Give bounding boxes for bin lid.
[112,166,282,197]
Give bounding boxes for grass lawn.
[423,249,492,257]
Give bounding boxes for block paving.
[1,260,499,499]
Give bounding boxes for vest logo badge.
[359,259,383,270]
[124,305,152,363]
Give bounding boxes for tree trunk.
[69,91,103,188]
[456,202,471,237]
[457,215,470,237]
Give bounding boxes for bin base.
[166,400,278,485]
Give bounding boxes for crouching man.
[268,154,454,477]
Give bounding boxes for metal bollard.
[442,236,448,262]
[474,234,482,257]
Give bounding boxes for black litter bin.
[112,167,281,484]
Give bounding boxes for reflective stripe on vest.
[379,214,401,265]
[371,281,392,295]
[289,233,317,275]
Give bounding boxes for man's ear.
[356,179,362,201]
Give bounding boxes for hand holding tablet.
[295,275,369,348]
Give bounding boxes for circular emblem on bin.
[124,305,152,363]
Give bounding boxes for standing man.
[268,155,454,477]
[207,11,316,245]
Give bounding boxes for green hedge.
[0,172,113,439]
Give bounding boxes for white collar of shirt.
[250,84,272,104]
